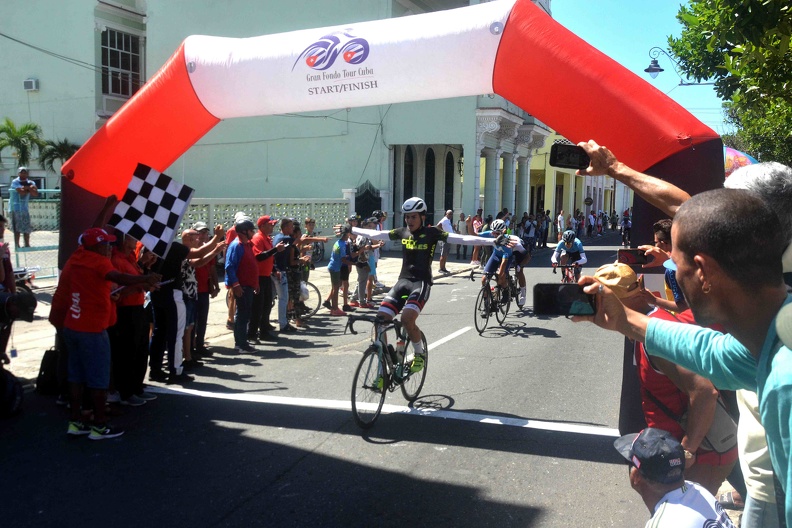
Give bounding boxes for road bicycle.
[275,278,322,320]
[228,278,322,320]
[470,269,509,334]
[553,264,580,284]
[347,314,428,429]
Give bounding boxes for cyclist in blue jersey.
[479,219,531,306]
[551,229,588,281]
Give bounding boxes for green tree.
[0,117,46,169]
[669,0,792,163]
[669,0,792,110]
[723,101,792,166]
[38,138,81,173]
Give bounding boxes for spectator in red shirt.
[51,228,160,440]
[250,215,286,343]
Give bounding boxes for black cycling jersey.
[389,226,449,283]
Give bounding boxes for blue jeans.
[234,286,254,348]
[277,273,289,329]
[742,495,780,528]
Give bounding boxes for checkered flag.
[109,163,194,257]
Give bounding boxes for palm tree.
[38,138,81,173]
[0,117,45,169]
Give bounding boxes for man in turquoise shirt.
[574,188,792,526]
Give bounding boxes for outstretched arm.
[446,233,495,246]
[350,226,390,241]
[578,140,690,217]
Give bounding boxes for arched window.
[444,152,455,211]
[424,148,435,225]
[403,145,415,200]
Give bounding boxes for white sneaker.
[518,291,527,307]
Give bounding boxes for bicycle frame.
[346,314,405,389]
[553,264,579,284]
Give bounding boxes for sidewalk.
[5,230,624,386]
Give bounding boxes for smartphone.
[617,248,648,265]
[533,283,595,316]
[549,143,590,170]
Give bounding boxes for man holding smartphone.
[10,167,38,248]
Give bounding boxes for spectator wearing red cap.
[50,228,161,440]
[249,215,286,342]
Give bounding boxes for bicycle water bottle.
[395,340,406,362]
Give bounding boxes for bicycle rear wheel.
[298,281,321,319]
[474,287,491,334]
[495,286,510,324]
[351,346,387,429]
[400,332,428,402]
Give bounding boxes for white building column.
[501,152,516,216]
[380,189,392,230]
[342,188,356,216]
[482,147,501,217]
[515,154,531,215]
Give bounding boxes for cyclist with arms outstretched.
[551,229,587,282]
[348,197,500,370]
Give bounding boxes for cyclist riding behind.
[478,219,531,307]
[347,197,499,370]
[551,229,587,281]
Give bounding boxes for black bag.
[0,368,24,417]
[36,348,60,396]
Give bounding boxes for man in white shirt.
[614,428,735,528]
[556,210,565,242]
[436,209,455,274]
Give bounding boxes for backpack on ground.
[36,348,60,396]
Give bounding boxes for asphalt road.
[1,235,652,527]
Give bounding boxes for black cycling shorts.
[379,278,431,317]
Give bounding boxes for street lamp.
[644,47,714,86]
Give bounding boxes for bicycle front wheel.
[495,286,510,324]
[400,332,428,402]
[300,281,322,319]
[474,287,491,334]
[351,346,387,429]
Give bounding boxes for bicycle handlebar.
[345,314,401,336]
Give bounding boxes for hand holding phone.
[617,249,648,266]
[533,283,595,316]
[549,143,591,170]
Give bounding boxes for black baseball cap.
[614,428,685,484]
[4,290,37,322]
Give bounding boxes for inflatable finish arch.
[61,0,722,262]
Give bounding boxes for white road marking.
[428,326,471,350]
[149,386,618,438]
[151,324,618,438]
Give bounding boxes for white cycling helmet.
[490,219,506,232]
[402,196,427,214]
